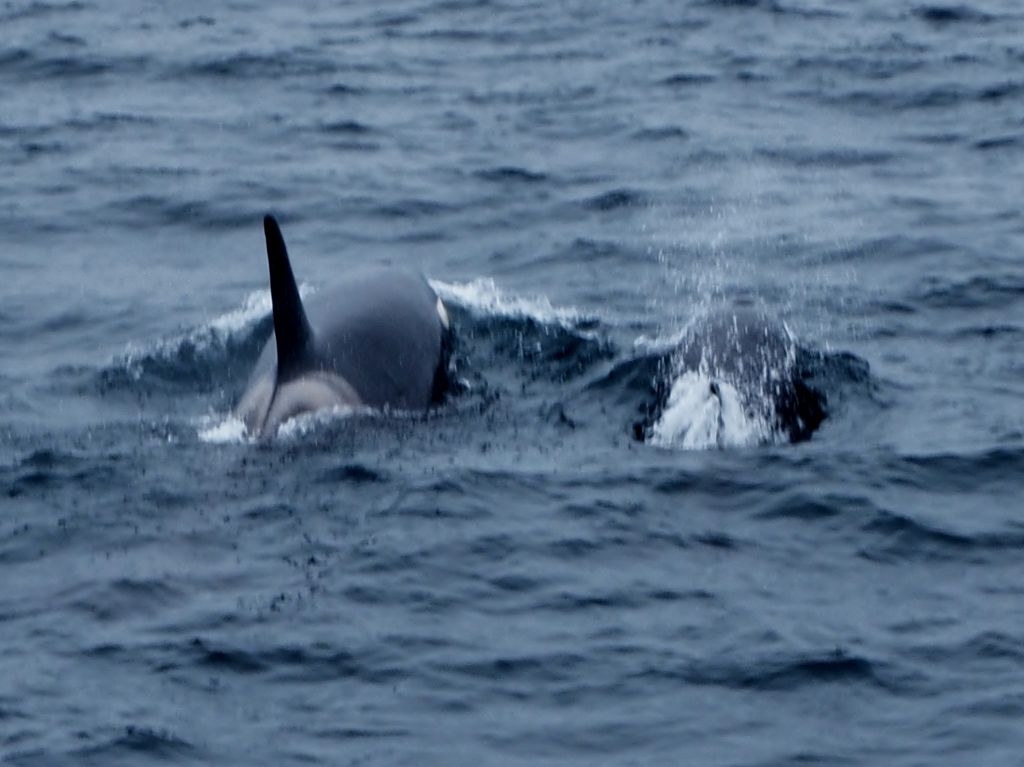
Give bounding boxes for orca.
[236,215,452,438]
[640,308,825,446]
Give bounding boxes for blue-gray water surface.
[2,1,1024,764]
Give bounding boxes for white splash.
[206,289,273,337]
[196,402,377,444]
[647,371,772,450]
[274,404,372,440]
[196,414,250,444]
[430,277,593,327]
[632,328,688,355]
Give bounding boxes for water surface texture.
[2,1,1024,764]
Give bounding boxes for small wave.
[978,81,1024,103]
[914,4,994,24]
[917,274,1024,310]
[660,72,717,87]
[204,289,279,338]
[275,405,374,440]
[474,166,549,184]
[174,52,337,81]
[17,139,64,158]
[724,650,887,691]
[894,447,1024,492]
[317,463,386,484]
[824,82,1019,114]
[181,637,399,683]
[73,726,196,761]
[582,188,646,212]
[906,630,1024,667]
[64,112,159,131]
[120,294,268,379]
[632,125,690,142]
[178,15,214,29]
[699,0,842,17]
[0,47,148,80]
[6,449,75,496]
[974,135,1023,151]
[373,198,455,219]
[0,48,32,69]
[431,278,617,392]
[197,395,374,444]
[577,351,669,440]
[756,146,894,168]
[106,286,310,395]
[444,652,587,683]
[319,119,374,135]
[859,504,1024,563]
[0,1,85,23]
[104,194,260,230]
[641,648,894,692]
[62,577,185,623]
[465,83,597,108]
[789,52,924,82]
[196,414,249,444]
[756,490,850,521]
[323,82,370,97]
[950,324,1023,339]
[431,278,594,328]
[5,447,125,500]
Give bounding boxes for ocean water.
[2,0,1024,764]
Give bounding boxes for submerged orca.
[236,215,451,438]
[639,308,826,446]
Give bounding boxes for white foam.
[274,404,372,440]
[196,414,250,444]
[196,402,377,444]
[648,370,772,450]
[430,278,593,327]
[632,328,687,355]
[206,289,274,336]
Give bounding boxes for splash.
[430,278,593,328]
[274,404,372,440]
[197,403,381,444]
[205,289,274,337]
[196,414,250,444]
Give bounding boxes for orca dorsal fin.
[263,215,314,380]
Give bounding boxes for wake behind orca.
[236,216,452,438]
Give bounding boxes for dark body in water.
[641,309,827,444]
[236,216,451,437]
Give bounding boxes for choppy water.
[2,0,1024,764]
